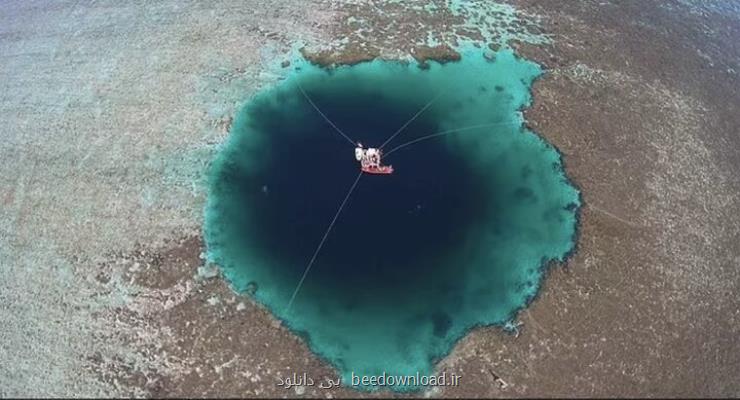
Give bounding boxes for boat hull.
[361,165,394,174]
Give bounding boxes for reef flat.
[3,1,739,397]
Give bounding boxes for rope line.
[380,90,444,149]
[285,171,364,313]
[384,121,521,157]
[296,81,356,146]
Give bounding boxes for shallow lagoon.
[205,49,580,391]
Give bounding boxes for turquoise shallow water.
[205,49,580,391]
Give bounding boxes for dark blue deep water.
[205,49,580,391]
